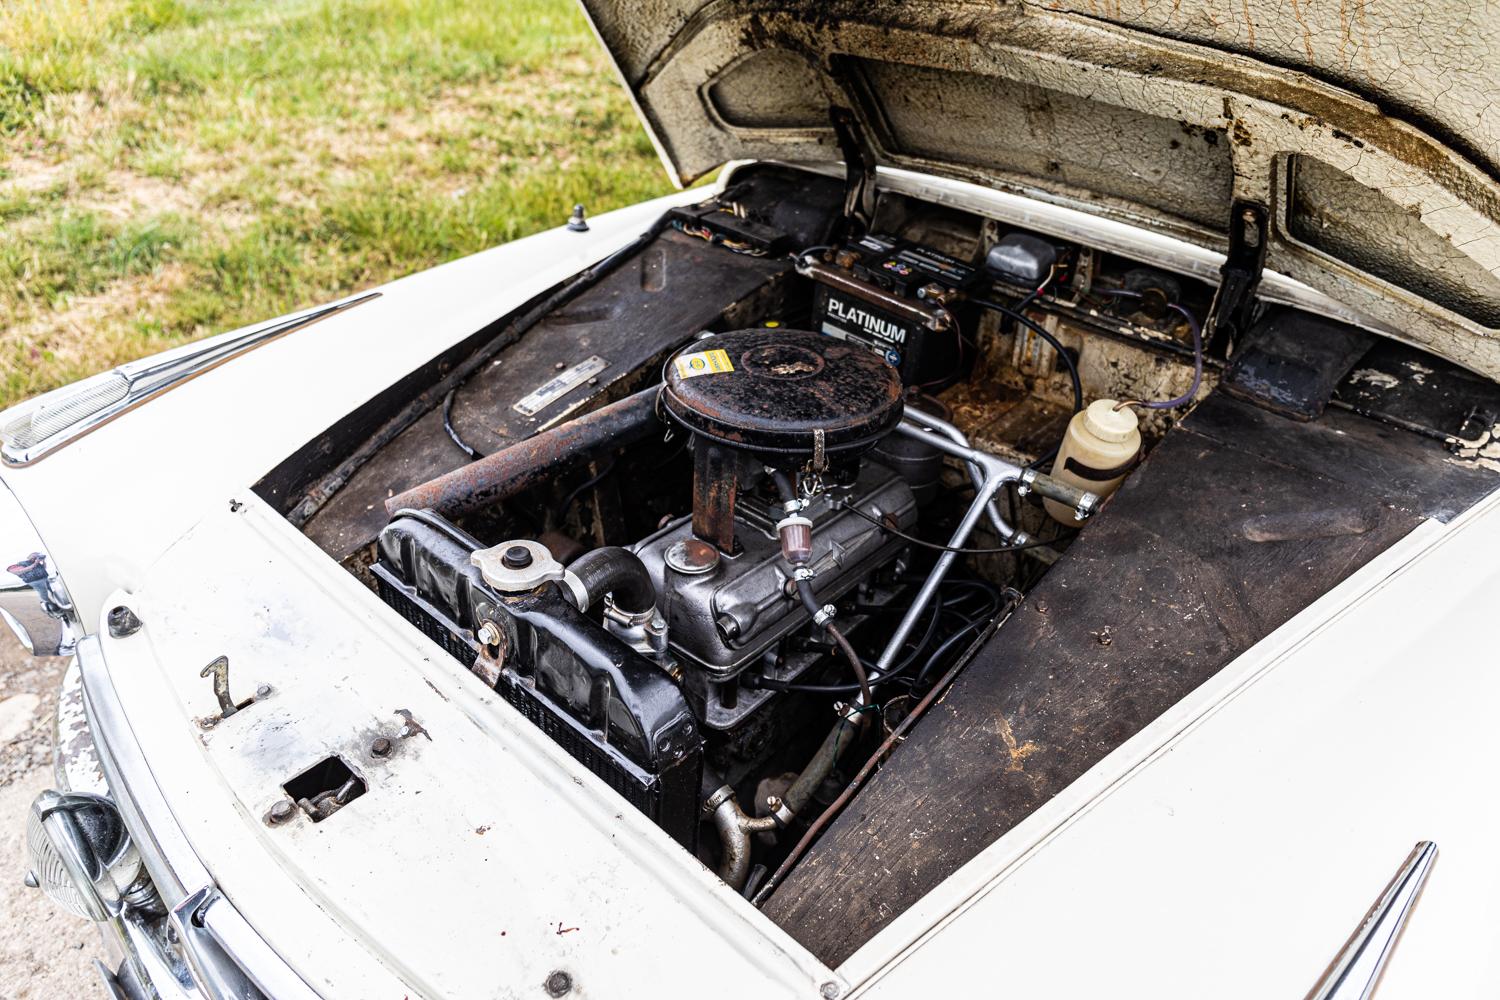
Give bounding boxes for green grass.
[0,0,676,407]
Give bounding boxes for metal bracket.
[829,107,877,243]
[1206,200,1270,355]
[197,656,268,727]
[199,656,239,719]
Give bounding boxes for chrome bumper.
[53,636,322,999]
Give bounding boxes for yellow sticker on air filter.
[673,348,734,379]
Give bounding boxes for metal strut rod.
[902,407,1027,545]
[861,418,1098,702]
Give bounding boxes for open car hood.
[579,0,1500,379]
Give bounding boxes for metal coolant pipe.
[706,786,780,890]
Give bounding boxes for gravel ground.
[0,633,103,999]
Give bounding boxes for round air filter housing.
[661,329,903,464]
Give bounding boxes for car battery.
[808,234,978,385]
[854,238,979,298]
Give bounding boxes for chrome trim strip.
[201,890,323,999]
[79,635,322,999]
[120,913,200,999]
[171,888,270,1000]
[1,291,380,467]
[92,959,134,1000]
[1307,841,1438,1000]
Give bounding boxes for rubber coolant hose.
[568,546,656,616]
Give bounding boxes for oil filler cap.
[660,328,903,461]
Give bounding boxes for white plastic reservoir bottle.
[1044,399,1142,524]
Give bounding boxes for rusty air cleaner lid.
[660,328,903,460]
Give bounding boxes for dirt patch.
[0,155,71,196]
[0,644,67,787]
[0,635,101,997]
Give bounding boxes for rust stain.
[1338,0,1352,69]
[1288,0,1315,62]
[384,386,660,520]
[995,713,1042,773]
[1354,0,1371,75]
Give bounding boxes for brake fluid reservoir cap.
[1082,399,1140,444]
[660,328,903,460]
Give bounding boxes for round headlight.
[25,790,142,920]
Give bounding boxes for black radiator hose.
[569,546,656,616]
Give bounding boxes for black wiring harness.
[744,577,1020,698]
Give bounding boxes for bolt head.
[545,970,573,997]
[266,800,295,825]
[255,683,272,699]
[820,983,842,1000]
[370,736,393,758]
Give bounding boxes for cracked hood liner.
[580,0,1500,380]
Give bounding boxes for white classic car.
[5,2,1499,998]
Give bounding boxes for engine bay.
[256,162,1500,961]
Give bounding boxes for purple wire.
[1141,302,1203,409]
[1095,289,1203,410]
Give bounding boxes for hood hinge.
[1206,200,1270,355]
[830,107,878,243]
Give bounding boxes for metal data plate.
[512,355,610,416]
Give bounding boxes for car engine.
[263,163,1500,940]
[371,319,1096,879]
